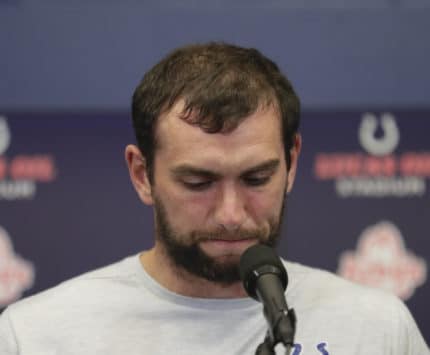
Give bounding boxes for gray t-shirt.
[0,254,428,354]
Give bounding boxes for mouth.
[199,238,258,256]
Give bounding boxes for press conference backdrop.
[1,0,430,345]
[0,113,428,343]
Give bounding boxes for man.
[0,43,428,354]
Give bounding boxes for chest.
[20,307,391,355]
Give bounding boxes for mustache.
[189,228,266,242]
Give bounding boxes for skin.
[125,100,301,298]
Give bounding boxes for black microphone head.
[239,244,288,300]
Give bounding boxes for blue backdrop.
[0,112,428,342]
[1,0,429,344]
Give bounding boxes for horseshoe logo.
[0,116,11,156]
[358,113,399,156]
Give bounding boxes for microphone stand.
[255,308,296,355]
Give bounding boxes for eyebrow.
[241,159,280,176]
[171,165,221,179]
[171,159,280,178]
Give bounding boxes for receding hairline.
[151,98,284,157]
[156,90,282,132]
[157,95,282,132]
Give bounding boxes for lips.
[210,238,254,242]
[199,238,257,256]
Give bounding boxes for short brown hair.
[132,42,300,180]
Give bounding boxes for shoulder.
[285,261,429,352]
[0,254,146,353]
[284,260,411,323]
[285,259,399,307]
[5,254,141,320]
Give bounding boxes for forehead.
[154,101,285,170]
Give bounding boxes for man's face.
[138,101,299,284]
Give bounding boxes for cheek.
[246,173,287,221]
[245,189,284,222]
[186,193,217,221]
[163,186,214,224]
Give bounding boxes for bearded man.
[0,42,428,354]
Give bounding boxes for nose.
[214,183,247,231]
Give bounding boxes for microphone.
[239,244,296,350]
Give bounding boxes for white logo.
[0,226,35,306]
[337,221,427,300]
[358,113,400,156]
[0,116,11,156]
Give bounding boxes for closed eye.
[242,175,271,186]
[240,159,278,187]
[182,180,213,191]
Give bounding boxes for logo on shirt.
[337,221,427,300]
[0,226,35,306]
[291,342,329,354]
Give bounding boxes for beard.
[153,196,285,286]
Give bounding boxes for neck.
[139,246,248,299]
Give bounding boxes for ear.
[125,144,154,205]
[286,133,302,194]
